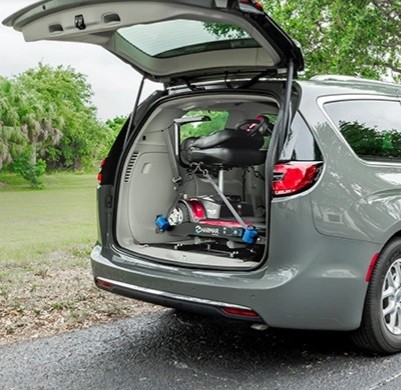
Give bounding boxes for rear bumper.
[91,234,379,331]
[95,277,264,323]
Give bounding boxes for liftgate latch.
[74,15,86,30]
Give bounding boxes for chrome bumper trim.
[96,277,252,310]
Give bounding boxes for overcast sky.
[0,0,159,121]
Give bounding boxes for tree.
[0,64,114,174]
[206,1,401,80]
[9,80,63,166]
[0,80,59,189]
[16,63,111,170]
[0,69,64,170]
[0,71,64,187]
[263,0,401,79]
[106,116,127,137]
[0,123,27,169]
[0,78,28,169]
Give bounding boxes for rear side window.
[180,111,229,141]
[280,113,322,161]
[324,99,401,162]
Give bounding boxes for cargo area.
[115,93,280,269]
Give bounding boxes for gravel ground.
[2,310,401,390]
[0,264,163,347]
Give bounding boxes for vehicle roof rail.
[311,75,401,89]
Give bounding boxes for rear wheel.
[353,238,401,354]
[168,202,191,226]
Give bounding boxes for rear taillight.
[97,158,107,185]
[239,0,264,13]
[272,162,322,197]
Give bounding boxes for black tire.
[178,202,191,223]
[352,238,401,354]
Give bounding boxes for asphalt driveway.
[1,310,401,390]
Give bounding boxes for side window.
[280,112,323,161]
[180,111,229,141]
[324,100,401,162]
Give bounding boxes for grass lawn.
[0,172,163,346]
[0,172,98,268]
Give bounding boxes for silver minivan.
[6,0,401,354]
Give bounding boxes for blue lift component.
[242,228,259,244]
[155,215,170,232]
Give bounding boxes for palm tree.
[0,79,27,169]
[0,77,63,168]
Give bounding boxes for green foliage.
[105,116,127,149]
[106,116,127,135]
[205,1,401,80]
[0,78,28,168]
[11,156,46,189]
[262,0,401,79]
[340,121,401,160]
[204,22,248,39]
[0,70,63,173]
[0,123,28,169]
[181,111,229,140]
[16,63,110,170]
[0,63,114,175]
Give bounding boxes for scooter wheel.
[168,202,191,226]
[177,202,191,223]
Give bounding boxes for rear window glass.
[280,113,323,161]
[118,19,260,58]
[324,100,401,162]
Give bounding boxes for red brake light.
[272,162,321,197]
[188,200,206,221]
[97,158,108,185]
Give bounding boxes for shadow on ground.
[98,311,383,388]
[0,310,394,390]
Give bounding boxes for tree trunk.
[30,144,37,165]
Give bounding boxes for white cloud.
[0,0,159,121]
